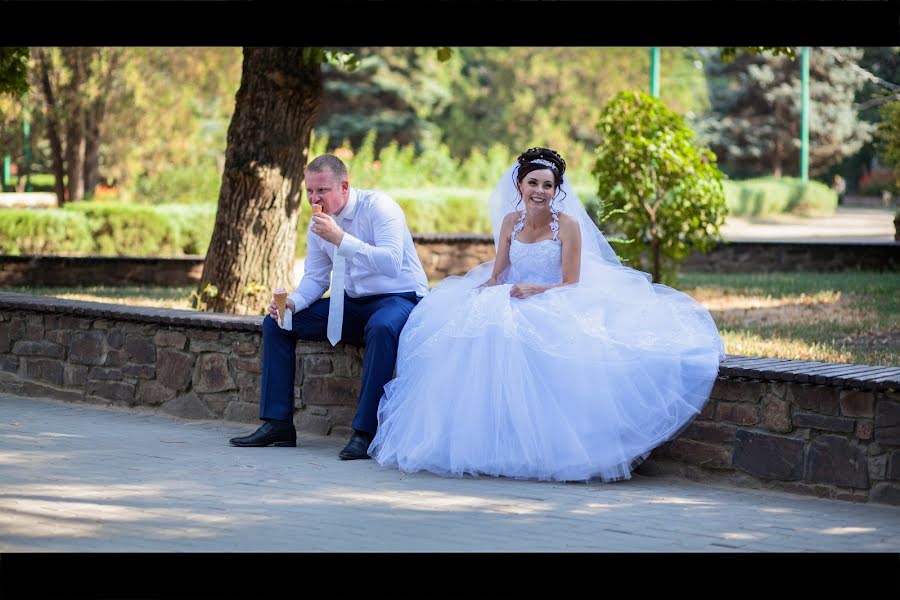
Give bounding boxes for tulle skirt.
[368,261,725,482]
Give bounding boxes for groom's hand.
[267,297,296,319]
[510,284,546,299]
[312,213,345,246]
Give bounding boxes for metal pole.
[800,47,810,182]
[23,96,32,192]
[650,47,661,98]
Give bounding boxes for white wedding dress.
[368,165,725,482]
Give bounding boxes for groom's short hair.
[307,154,348,182]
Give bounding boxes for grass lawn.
[7,270,899,367]
[677,271,899,367]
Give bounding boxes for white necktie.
[327,243,346,347]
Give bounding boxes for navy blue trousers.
[259,291,420,434]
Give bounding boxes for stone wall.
[0,292,898,505]
[1,238,895,288]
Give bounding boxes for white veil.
[487,162,630,283]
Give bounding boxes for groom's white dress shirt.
[288,187,429,313]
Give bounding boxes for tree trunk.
[35,48,66,205]
[63,48,88,203]
[199,48,323,315]
[83,49,120,197]
[773,138,783,178]
[83,107,101,196]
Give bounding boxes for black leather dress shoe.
[338,430,374,460]
[229,421,297,447]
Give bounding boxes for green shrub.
[133,163,222,204]
[153,204,217,255]
[64,202,184,256]
[724,177,836,217]
[0,208,93,255]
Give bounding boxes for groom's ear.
[341,179,350,197]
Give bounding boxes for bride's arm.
[510,215,582,298]
[481,212,517,287]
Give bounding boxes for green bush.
[0,208,93,255]
[152,204,217,255]
[724,177,837,217]
[64,202,185,256]
[133,163,222,204]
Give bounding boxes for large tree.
[196,48,322,315]
[698,47,875,178]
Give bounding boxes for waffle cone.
[274,291,288,325]
[311,204,323,214]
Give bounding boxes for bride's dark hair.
[515,147,567,187]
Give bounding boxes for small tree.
[878,100,900,192]
[592,90,727,285]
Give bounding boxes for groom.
[229,154,429,459]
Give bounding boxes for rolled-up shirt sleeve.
[336,196,404,278]
[288,235,331,313]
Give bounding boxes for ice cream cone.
[311,204,323,215]
[273,288,288,326]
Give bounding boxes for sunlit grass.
[678,271,899,366]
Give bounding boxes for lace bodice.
[507,210,563,285]
[508,239,563,285]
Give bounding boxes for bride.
[368,147,726,482]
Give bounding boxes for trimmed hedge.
[0,202,217,256]
[0,209,93,255]
[723,177,837,217]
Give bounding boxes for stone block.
[664,439,732,469]
[761,395,792,433]
[788,384,839,415]
[161,393,215,420]
[868,454,887,481]
[69,331,105,365]
[710,378,765,403]
[232,340,257,356]
[304,356,333,375]
[839,390,875,418]
[189,339,231,353]
[106,328,126,350]
[792,413,855,433]
[856,419,874,441]
[155,330,187,349]
[805,435,868,489]
[888,450,900,481]
[104,349,128,367]
[733,430,805,481]
[716,402,759,426]
[874,401,900,446]
[294,411,332,436]
[25,315,43,340]
[0,322,10,353]
[302,376,361,407]
[698,400,716,420]
[124,335,156,364]
[45,329,72,346]
[88,380,136,405]
[64,364,88,386]
[230,357,261,374]
[157,348,194,392]
[223,401,260,424]
[192,353,236,393]
[12,340,64,359]
[201,392,237,418]
[23,358,64,386]
[136,380,176,406]
[680,421,737,444]
[0,356,18,373]
[22,380,83,403]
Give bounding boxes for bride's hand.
[477,277,497,290]
[510,284,546,299]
